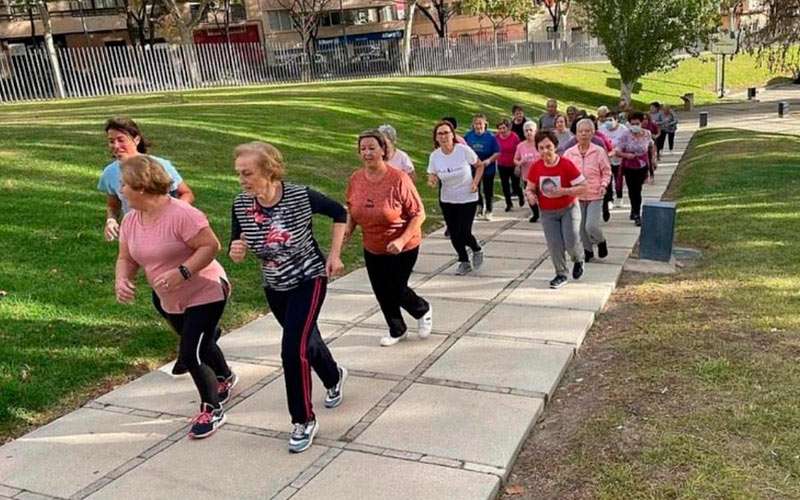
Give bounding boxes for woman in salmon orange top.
[346,129,432,348]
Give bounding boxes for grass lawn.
[502,128,800,498]
[0,54,788,442]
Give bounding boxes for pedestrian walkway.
[1,86,797,500]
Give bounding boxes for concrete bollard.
[779,102,789,118]
[699,112,708,128]
[640,201,677,262]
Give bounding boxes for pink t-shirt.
[514,141,540,180]
[495,132,521,168]
[120,198,228,314]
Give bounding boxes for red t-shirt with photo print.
[526,156,585,211]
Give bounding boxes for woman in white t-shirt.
[427,121,485,275]
[378,123,416,181]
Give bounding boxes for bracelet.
[178,265,192,281]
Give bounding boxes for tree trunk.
[402,0,417,74]
[39,1,65,98]
[620,79,635,103]
[493,27,499,67]
[28,6,38,48]
[179,28,201,86]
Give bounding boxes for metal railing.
[0,37,605,103]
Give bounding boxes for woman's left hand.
[153,268,183,293]
[386,238,404,255]
[326,255,344,278]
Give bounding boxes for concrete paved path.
[2,85,798,500]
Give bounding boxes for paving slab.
[227,375,395,440]
[489,228,548,245]
[217,316,341,362]
[318,290,378,324]
[413,252,456,274]
[582,245,632,266]
[503,275,614,312]
[415,274,509,302]
[602,230,641,249]
[292,451,500,500]
[358,296,486,334]
[440,255,536,279]
[355,384,543,469]
[329,267,425,293]
[470,303,595,345]
[0,409,183,498]
[97,361,278,416]
[87,431,324,500]
[529,262,622,289]
[480,240,549,260]
[424,336,573,396]
[419,237,460,256]
[328,327,447,376]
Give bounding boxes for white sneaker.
[380,332,407,347]
[484,211,494,221]
[418,305,433,338]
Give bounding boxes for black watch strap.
[178,265,192,280]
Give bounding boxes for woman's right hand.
[104,218,119,241]
[525,190,538,206]
[427,174,439,188]
[229,239,247,263]
[115,278,136,304]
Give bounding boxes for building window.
[380,5,395,22]
[268,9,294,32]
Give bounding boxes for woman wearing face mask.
[495,118,524,212]
[230,142,348,453]
[614,112,655,226]
[525,130,588,289]
[99,116,198,377]
[464,114,500,220]
[564,119,612,262]
[600,111,631,216]
[347,130,432,347]
[429,121,485,275]
[513,120,541,223]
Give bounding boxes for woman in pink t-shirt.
[495,118,523,212]
[513,120,541,222]
[115,156,233,440]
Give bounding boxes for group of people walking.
[100,98,671,452]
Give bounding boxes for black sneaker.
[572,261,584,280]
[629,212,636,220]
[529,215,539,223]
[288,420,318,453]
[189,403,226,439]
[584,249,594,262]
[324,366,348,408]
[171,358,188,376]
[634,215,642,227]
[518,197,525,207]
[549,275,568,289]
[444,228,450,237]
[598,241,609,258]
[217,372,239,405]
[602,202,611,222]
[505,205,512,212]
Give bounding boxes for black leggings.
[623,167,649,217]
[498,166,523,208]
[265,277,339,424]
[441,201,481,262]
[153,293,231,408]
[476,171,496,213]
[364,247,430,338]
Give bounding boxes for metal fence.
[0,37,605,103]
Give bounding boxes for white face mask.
[630,125,642,134]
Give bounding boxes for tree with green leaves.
[575,0,720,102]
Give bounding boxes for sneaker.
[505,205,512,212]
[484,211,494,221]
[171,358,189,376]
[444,228,450,238]
[634,215,642,227]
[455,261,473,275]
[472,249,484,270]
[584,249,594,262]
[288,420,318,453]
[528,215,538,223]
[518,197,525,207]
[572,261,584,280]
[598,241,609,258]
[629,212,636,220]
[217,372,239,405]
[549,275,568,289]
[602,202,611,222]
[380,332,407,347]
[418,305,433,338]
[189,403,226,439]
[324,366,348,408]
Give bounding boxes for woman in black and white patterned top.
[229,142,347,454]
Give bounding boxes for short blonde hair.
[234,142,285,182]
[596,105,610,116]
[121,155,172,195]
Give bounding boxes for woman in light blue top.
[98,117,194,242]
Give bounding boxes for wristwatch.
[178,265,192,281]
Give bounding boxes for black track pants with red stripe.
[265,276,340,424]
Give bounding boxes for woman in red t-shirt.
[495,118,524,212]
[345,130,432,347]
[525,130,588,289]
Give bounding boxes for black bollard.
[747,87,757,100]
[699,112,708,128]
[779,102,789,118]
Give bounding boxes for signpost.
[711,32,738,98]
